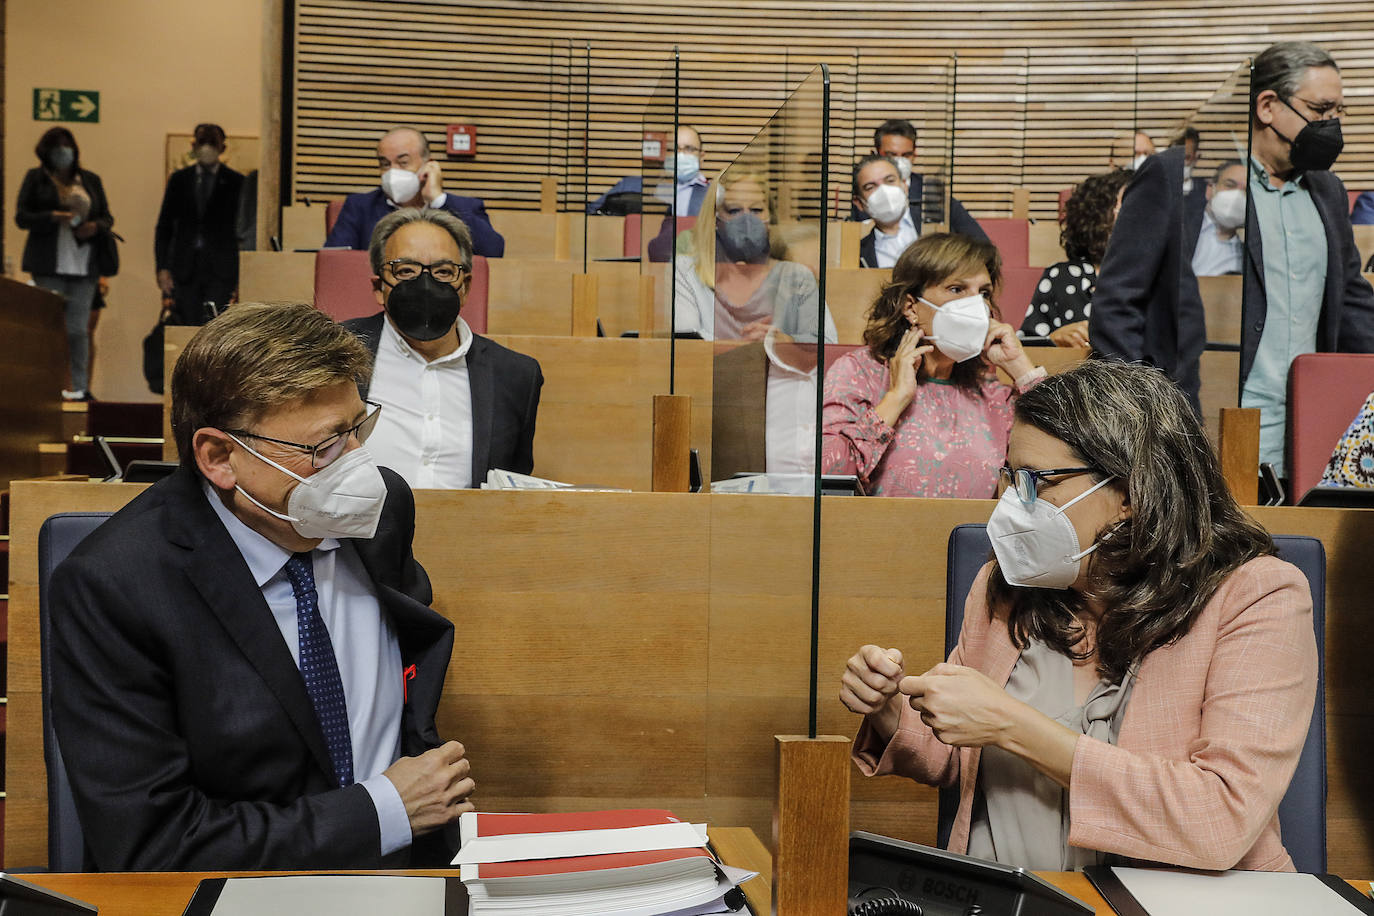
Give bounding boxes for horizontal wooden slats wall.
[293,2,1374,224]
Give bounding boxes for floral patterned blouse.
[821,347,1044,498]
[1321,392,1374,487]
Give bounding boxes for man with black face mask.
[1239,40,1374,481]
[343,208,542,488]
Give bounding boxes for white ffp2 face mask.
[381,167,421,205]
[229,437,387,540]
[919,294,990,363]
[891,156,913,182]
[988,474,1117,589]
[1209,188,1246,231]
[865,183,909,224]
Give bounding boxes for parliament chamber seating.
[1286,353,1374,503]
[980,218,1030,269]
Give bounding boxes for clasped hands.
[840,644,1016,748]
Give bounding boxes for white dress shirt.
[387,192,448,210]
[367,315,475,489]
[202,482,411,855]
[1191,209,1243,277]
[764,331,818,474]
[872,209,919,269]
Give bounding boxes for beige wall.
[3,0,263,403]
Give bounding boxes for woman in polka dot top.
[1021,169,1133,347]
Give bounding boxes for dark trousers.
[170,250,236,326]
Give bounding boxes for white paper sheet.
[453,822,708,865]
[206,875,446,916]
[1111,867,1365,916]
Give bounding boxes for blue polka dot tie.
[284,552,354,788]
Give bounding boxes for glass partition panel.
[1023,49,1141,222]
[848,56,955,236]
[694,63,830,739]
[641,51,682,350]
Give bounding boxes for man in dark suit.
[155,123,245,325]
[346,207,541,488]
[324,127,504,258]
[848,119,988,243]
[854,155,918,269]
[50,303,474,870]
[1088,143,1207,414]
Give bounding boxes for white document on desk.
[206,875,446,915]
[1112,867,1365,916]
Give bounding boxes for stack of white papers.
[481,469,629,492]
[455,811,755,916]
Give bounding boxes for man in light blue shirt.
[50,302,472,870]
[1191,160,1246,277]
[1240,41,1374,480]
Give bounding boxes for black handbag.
[95,229,122,277]
[142,307,177,394]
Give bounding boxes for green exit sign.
[33,88,100,123]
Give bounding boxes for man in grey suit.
[51,303,474,870]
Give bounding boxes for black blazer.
[49,465,455,870]
[1240,168,1374,386]
[345,313,543,484]
[1088,145,1206,412]
[155,164,246,283]
[324,188,505,258]
[14,166,115,277]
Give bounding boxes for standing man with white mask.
[325,126,504,257]
[854,155,918,268]
[50,302,475,870]
[1190,159,1246,277]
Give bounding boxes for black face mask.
[1272,96,1344,173]
[384,272,462,341]
[716,211,771,264]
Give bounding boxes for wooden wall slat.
[292,3,1374,223]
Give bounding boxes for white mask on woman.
[865,183,909,224]
[917,294,990,363]
[987,474,1117,589]
[229,437,387,540]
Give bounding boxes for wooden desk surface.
[18,827,772,916]
[16,833,1373,916]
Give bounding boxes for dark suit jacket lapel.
[162,469,337,783]
[467,335,495,485]
[1308,174,1343,349]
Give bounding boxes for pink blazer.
[853,556,1317,871]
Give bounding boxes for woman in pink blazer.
[841,360,1317,872]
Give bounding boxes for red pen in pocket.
[402,664,417,703]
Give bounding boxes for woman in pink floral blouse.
[823,233,1045,497]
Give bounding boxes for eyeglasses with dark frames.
[998,465,1097,506]
[381,258,467,284]
[228,402,382,469]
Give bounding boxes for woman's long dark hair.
[862,232,1002,396]
[986,360,1275,683]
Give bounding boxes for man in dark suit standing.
[1088,143,1206,413]
[155,123,245,325]
[324,127,504,258]
[346,207,541,488]
[50,302,474,870]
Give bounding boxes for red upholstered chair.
[325,199,345,236]
[980,219,1030,269]
[314,250,379,321]
[997,266,1044,327]
[464,255,489,334]
[1058,188,1073,222]
[623,214,642,258]
[1286,353,1374,502]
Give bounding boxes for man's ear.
[458,272,472,306]
[194,428,238,491]
[1255,90,1278,127]
[372,275,385,308]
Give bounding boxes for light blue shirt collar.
[201,479,338,586]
